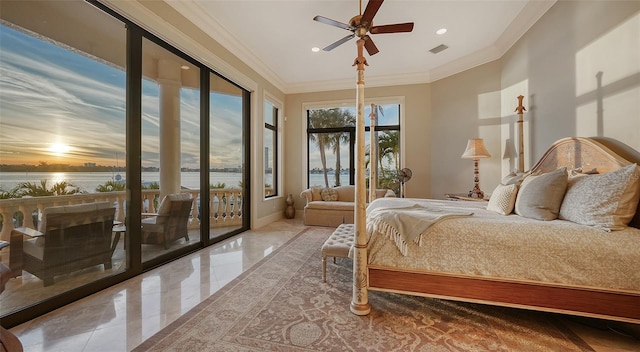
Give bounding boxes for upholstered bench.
[321,224,354,282]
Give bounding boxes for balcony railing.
[0,189,243,241]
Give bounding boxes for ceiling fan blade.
[363,35,379,56]
[323,33,356,51]
[370,22,414,34]
[361,0,384,25]
[313,15,353,31]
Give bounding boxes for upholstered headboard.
[530,137,640,229]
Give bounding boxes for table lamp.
[461,138,491,198]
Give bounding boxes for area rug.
[134,226,593,351]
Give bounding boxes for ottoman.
[321,224,354,282]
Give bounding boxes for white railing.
[0,189,243,241]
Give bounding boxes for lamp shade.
[461,138,491,159]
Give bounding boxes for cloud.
[1,25,246,169]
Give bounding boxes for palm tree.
[309,109,338,187]
[96,180,126,192]
[379,130,400,171]
[16,180,82,197]
[329,109,355,186]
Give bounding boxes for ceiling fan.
[313,0,414,56]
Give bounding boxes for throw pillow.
[311,187,323,201]
[559,163,640,230]
[514,167,568,221]
[486,184,518,215]
[321,187,339,201]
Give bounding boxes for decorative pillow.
[559,163,640,230]
[486,184,518,215]
[514,167,568,221]
[311,187,323,201]
[321,187,339,201]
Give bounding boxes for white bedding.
[366,198,640,292]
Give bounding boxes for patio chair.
[10,202,115,286]
[141,193,193,249]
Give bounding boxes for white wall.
[430,0,640,199]
[502,0,640,159]
[430,60,503,199]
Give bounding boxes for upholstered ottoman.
[321,224,354,282]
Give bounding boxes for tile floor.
[8,218,640,351]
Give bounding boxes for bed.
[356,137,640,323]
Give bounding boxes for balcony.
[0,189,243,241]
[0,188,245,318]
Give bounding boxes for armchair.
[10,202,115,286]
[141,193,193,249]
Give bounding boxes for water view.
[0,171,347,193]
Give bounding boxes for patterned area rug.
[134,226,594,351]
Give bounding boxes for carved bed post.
[369,103,377,203]
[351,38,371,316]
[515,95,526,172]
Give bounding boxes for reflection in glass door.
[141,38,201,263]
[208,73,247,241]
[0,0,127,318]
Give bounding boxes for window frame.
[263,92,282,199]
[302,97,404,189]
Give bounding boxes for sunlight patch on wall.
[577,88,640,152]
[477,91,501,120]
[575,12,640,152]
[575,13,639,97]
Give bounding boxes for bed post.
[351,38,371,316]
[369,103,377,203]
[515,95,526,172]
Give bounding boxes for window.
[0,0,127,318]
[264,99,279,198]
[306,102,401,194]
[141,37,202,262]
[0,0,251,327]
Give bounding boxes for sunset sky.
[0,24,244,169]
[0,23,399,172]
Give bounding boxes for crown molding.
[494,0,557,55]
[100,0,258,92]
[102,0,555,95]
[164,0,287,93]
[282,0,556,93]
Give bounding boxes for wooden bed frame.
[363,137,640,323]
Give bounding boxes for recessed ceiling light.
[311,47,320,52]
[180,65,190,70]
[436,28,447,35]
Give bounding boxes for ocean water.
[0,171,348,193]
[0,171,243,192]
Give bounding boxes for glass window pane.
[141,38,201,262]
[0,0,126,316]
[306,104,400,190]
[308,132,350,188]
[209,73,245,241]
[264,100,277,198]
[264,128,276,197]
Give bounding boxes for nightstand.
[445,193,490,201]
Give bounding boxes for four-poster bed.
[318,0,640,325]
[353,107,640,322]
